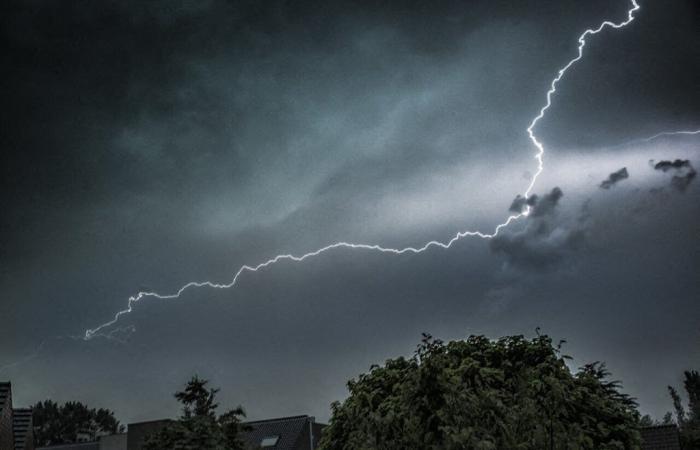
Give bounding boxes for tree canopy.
[320,334,641,450]
[143,376,249,450]
[669,370,700,448]
[32,399,124,446]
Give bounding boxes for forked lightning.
[84,1,644,340]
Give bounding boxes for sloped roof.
[13,408,32,450]
[640,425,681,450]
[243,415,313,450]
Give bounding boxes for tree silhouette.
[143,376,249,450]
[32,400,124,446]
[669,370,700,448]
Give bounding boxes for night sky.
[1,0,699,425]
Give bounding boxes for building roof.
[243,415,317,450]
[13,408,32,450]
[640,425,681,450]
[36,443,99,450]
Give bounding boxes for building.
[640,424,682,450]
[0,382,34,450]
[242,415,324,450]
[30,410,685,450]
[34,444,97,450]
[124,420,170,450]
[38,415,325,450]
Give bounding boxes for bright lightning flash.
[84,0,643,340]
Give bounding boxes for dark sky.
[1,0,699,424]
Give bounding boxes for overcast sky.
[1,0,699,424]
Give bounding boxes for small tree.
[669,370,700,448]
[320,333,641,450]
[143,376,249,450]
[32,400,124,446]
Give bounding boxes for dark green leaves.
[320,334,641,450]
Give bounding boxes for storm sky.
[1,0,699,424]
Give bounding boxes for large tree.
[143,376,249,450]
[320,334,641,450]
[32,400,124,446]
[669,370,700,449]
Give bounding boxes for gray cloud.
[654,159,692,172]
[491,187,585,271]
[653,159,697,192]
[509,195,537,214]
[600,167,629,189]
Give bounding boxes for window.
[261,435,280,447]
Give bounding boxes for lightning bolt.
[639,129,700,142]
[614,129,700,147]
[82,0,642,341]
[0,327,135,375]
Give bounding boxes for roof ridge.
[245,414,310,424]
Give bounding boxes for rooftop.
[243,415,323,450]
[640,424,681,450]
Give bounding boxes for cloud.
[529,187,563,217]
[491,187,585,271]
[653,159,692,172]
[599,167,629,189]
[509,195,536,213]
[652,159,697,192]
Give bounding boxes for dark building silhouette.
[640,424,682,450]
[124,420,170,450]
[12,409,33,450]
[242,415,324,450]
[122,415,324,450]
[35,445,97,450]
[31,409,684,450]
[0,382,34,450]
[0,384,13,450]
[37,414,324,450]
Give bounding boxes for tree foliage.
[143,376,249,450]
[669,370,700,449]
[320,334,641,450]
[32,399,124,446]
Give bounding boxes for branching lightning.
[80,2,647,340]
[615,129,700,148]
[82,1,643,341]
[639,129,700,142]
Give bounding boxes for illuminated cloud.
[653,159,697,192]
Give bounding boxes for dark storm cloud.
[491,187,586,270]
[509,195,536,214]
[653,159,697,192]
[599,167,629,189]
[529,187,564,217]
[653,160,692,171]
[671,172,697,192]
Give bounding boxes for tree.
[638,412,674,427]
[320,334,641,450]
[32,399,124,446]
[669,370,700,449]
[143,376,249,450]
